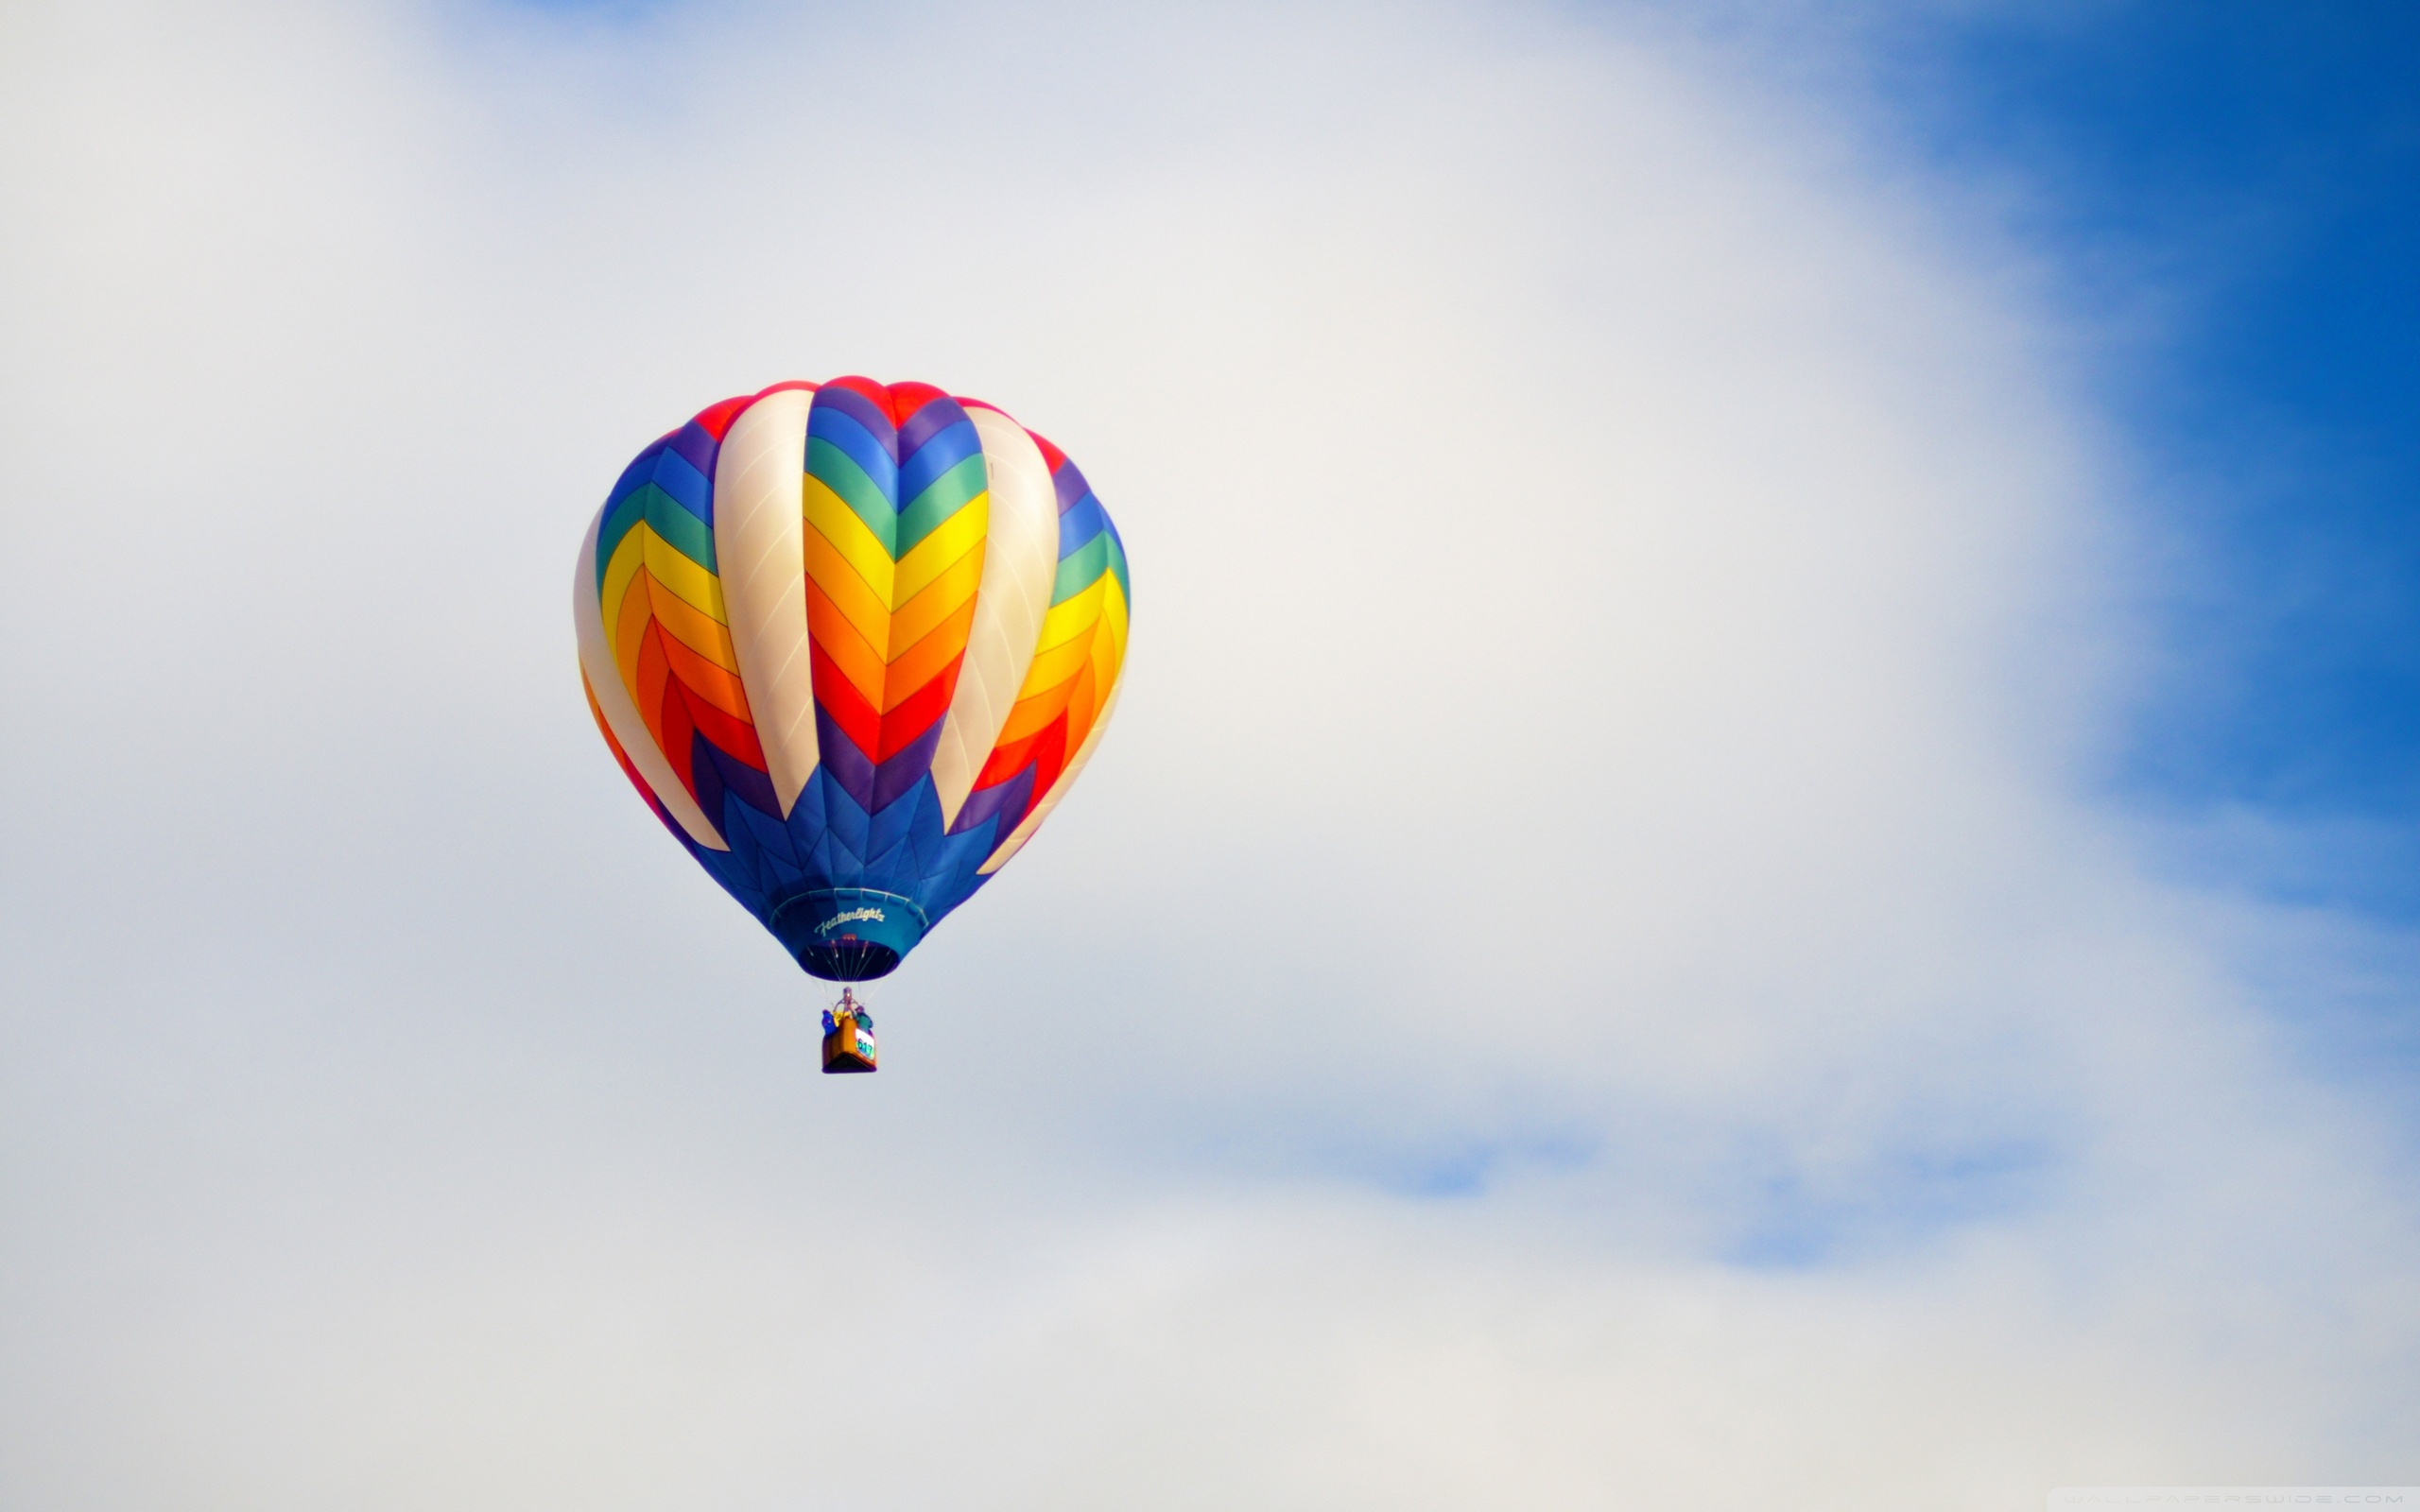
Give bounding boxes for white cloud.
[2,0,2414,1507]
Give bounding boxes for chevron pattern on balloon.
[801,378,991,813]
[593,398,784,835]
[576,377,1127,980]
[950,435,1130,876]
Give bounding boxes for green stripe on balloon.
[895,454,986,556]
[643,485,717,572]
[595,490,649,592]
[807,436,900,556]
[1052,533,1113,604]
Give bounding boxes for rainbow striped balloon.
[574,378,1130,980]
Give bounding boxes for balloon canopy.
[574,378,1130,980]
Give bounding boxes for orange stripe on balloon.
[1069,607,1122,750]
[887,538,985,653]
[656,622,754,723]
[882,597,978,712]
[876,657,966,761]
[992,662,1084,747]
[645,574,744,677]
[804,516,890,647]
[975,723,1048,789]
[1061,660,1101,759]
[635,623,675,767]
[613,567,654,701]
[804,576,888,711]
[1019,625,1100,705]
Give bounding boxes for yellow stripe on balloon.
[600,528,647,644]
[888,537,986,654]
[641,529,728,625]
[1018,630,1098,707]
[645,574,743,675]
[1098,579,1130,672]
[994,634,1096,743]
[892,492,988,607]
[990,570,1124,752]
[612,564,654,705]
[804,474,895,604]
[1029,574,1110,656]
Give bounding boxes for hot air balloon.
[573,378,1129,1067]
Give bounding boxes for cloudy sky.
[3,2,2415,1508]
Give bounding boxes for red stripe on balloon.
[680,685,769,772]
[875,658,965,762]
[809,640,882,759]
[692,392,756,442]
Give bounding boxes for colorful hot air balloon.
[574,377,1129,986]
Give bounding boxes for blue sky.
[1866,2,2420,903]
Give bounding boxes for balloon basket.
[821,1017,876,1074]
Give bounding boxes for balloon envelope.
[574,378,1130,980]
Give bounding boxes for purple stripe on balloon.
[1051,458,1092,514]
[700,737,780,817]
[871,718,945,813]
[666,421,719,487]
[897,420,980,505]
[686,730,731,842]
[895,394,968,459]
[949,765,1035,837]
[812,385,898,461]
[814,707,877,811]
